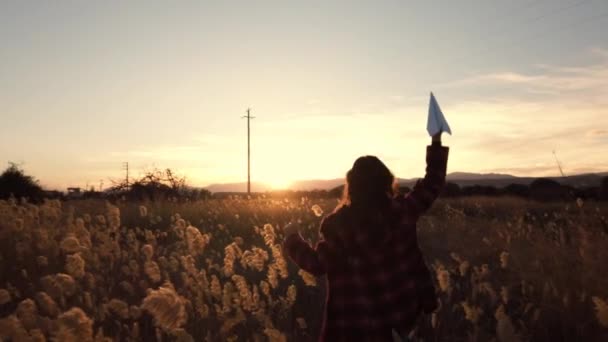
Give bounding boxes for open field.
[1,196,607,341]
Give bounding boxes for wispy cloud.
[430,49,608,177]
[445,48,608,99]
[483,165,559,176]
[587,129,608,137]
[42,49,608,188]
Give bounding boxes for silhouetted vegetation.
[1,163,605,203]
[107,168,211,202]
[601,176,608,200]
[0,163,44,203]
[529,178,570,201]
[442,182,461,197]
[434,178,606,202]
[503,183,530,198]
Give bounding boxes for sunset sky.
[1,1,607,190]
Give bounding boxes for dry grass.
[0,195,607,341]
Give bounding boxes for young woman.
[282,133,449,341]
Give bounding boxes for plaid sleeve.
[283,233,328,276]
[401,141,449,219]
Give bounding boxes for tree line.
[0,163,211,203]
[1,163,607,203]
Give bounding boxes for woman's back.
[316,200,435,340]
[283,140,449,341]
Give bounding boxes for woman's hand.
[432,132,442,143]
[282,221,300,237]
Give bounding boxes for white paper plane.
[427,92,452,136]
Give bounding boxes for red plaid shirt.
[284,142,449,341]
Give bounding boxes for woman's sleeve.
[399,141,449,220]
[283,233,328,276]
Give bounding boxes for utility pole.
[241,108,255,195]
[123,162,129,189]
[552,150,565,177]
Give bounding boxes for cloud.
[482,165,559,176]
[443,47,608,101]
[464,72,544,85]
[106,145,211,162]
[566,165,608,175]
[429,50,608,178]
[50,49,608,188]
[587,129,608,137]
[482,162,608,177]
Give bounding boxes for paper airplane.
[427,92,452,136]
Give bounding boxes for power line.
[479,0,550,29]
[525,0,591,23]
[432,0,588,63]
[473,0,593,46]
[478,9,608,60]
[420,1,603,76]
[428,7,608,74]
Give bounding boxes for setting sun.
[266,178,293,190]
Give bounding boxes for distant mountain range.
[205,171,608,193]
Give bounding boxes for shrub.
[0,163,44,202]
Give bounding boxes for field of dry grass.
[0,196,607,341]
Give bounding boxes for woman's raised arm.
[398,133,449,220]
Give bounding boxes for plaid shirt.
[284,142,449,342]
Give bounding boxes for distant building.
[67,187,83,199]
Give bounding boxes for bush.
[503,183,529,198]
[529,178,569,201]
[0,163,44,202]
[601,176,608,200]
[460,185,499,196]
[441,182,461,197]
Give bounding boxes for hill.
[204,171,608,193]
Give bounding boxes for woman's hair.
[338,155,399,211]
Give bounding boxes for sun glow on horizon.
[1,2,607,190]
[266,178,293,190]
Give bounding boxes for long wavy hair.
[338,155,399,212]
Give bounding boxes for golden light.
[266,178,293,190]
